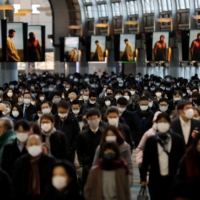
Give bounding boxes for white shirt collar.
[180,116,191,126]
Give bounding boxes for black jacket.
[77,127,104,167]
[13,153,56,199]
[141,131,185,185]
[42,130,70,160]
[21,104,37,121]
[54,113,80,150]
[1,139,27,178]
[0,168,14,200]
[171,118,200,147]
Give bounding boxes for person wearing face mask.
[191,91,199,107]
[141,113,185,200]
[67,91,77,107]
[71,100,82,124]
[157,98,171,115]
[128,85,140,111]
[4,89,17,105]
[92,125,133,186]
[132,96,154,147]
[40,114,69,160]
[51,92,62,115]
[17,94,24,106]
[13,134,56,200]
[171,100,200,147]
[21,92,37,121]
[169,91,183,111]
[85,142,131,200]
[173,134,200,200]
[101,96,113,121]
[0,118,16,165]
[77,109,105,188]
[136,111,161,168]
[81,91,103,114]
[3,101,12,117]
[54,100,80,162]
[81,89,90,105]
[113,89,123,106]
[1,120,30,178]
[117,97,136,143]
[43,161,84,200]
[10,104,23,121]
[36,93,46,108]
[123,90,134,112]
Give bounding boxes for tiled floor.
[131,150,149,200]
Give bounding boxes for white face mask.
[7,92,13,97]
[31,101,35,105]
[16,133,29,142]
[89,100,96,104]
[18,98,24,103]
[24,98,31,105]
[140,105,148,111]
[88,119,100,129]
[105,101,111,106]
[130,91,135,95]
[157,122,170,133]
[28,145,42,157]
[38,113,43,118]
[108,118,119,127]
[52,176,67,190]
[159,106,168,112]
[115,95,121,100]
[72,110,80,115]
[124,96,130,101]
[118,107,126,113]
[152,123,157,131]
[41,123,52,132]
[54,98,61,104]
[105,135,117,142]
[174,98,181,101]
[58,112,68,119]
[148,101,153,108]
[155,92,162,97]
[12,111,19,117]
[40,96,45,101]
[83,96,89,101]
[184,109,194,119]
[42,108,51,114]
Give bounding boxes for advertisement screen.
[64,37,79,62]
[152,32,170,62]
[7,22,24,62]
[90,36,106,61]
[27,25,45,62]
[119,34,135,61]
[189,30,200,61]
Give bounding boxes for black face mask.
[103,153,116,161]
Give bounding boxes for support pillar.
[136,49,147,76]
[169,47,180,77]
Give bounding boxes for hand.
[141,182,147,187]
[192,130,199,138]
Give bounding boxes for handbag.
[137,186,149,200]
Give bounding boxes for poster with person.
[189,30,200,61]
[152,32,171,62]
[7,22,24,62]
[64,37,79,62]
[27,25,45,62]
[119,34,135,61]
[90,36,106,62]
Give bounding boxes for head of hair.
[14,119,30,131]
[156,112,171,124]
[95,40,99,43]
[177,100,192,111]
[101,125,124,145]
[86,108,101,119]
[57,100,69,109]
[193,107,200,116]
[192,91,199,98]
[160,35,165,39]
[9,29,15,35]
[30,122,42,136]
[158,98,169,104]
[71,99,80,106]
[124,39,128,42]
[117,97,128,106]
[40,114,55,124]
[89,91,97,98]
[40,101,52,109]
[99,142,120,159]
[139,96,149,102]
[106,106,119,116]
[170,110,179,120]
[0,117,13,131]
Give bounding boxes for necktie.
[24,106,28,119]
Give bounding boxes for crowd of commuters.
[0,71,200,200]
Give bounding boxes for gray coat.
[92,142,133,185]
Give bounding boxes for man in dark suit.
[1,120,30,179]
[105,106,133,150]
[54,100,80,162]
[171,100,200,147]
[77,108,104,188]
[21,92,37,121]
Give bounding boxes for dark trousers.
[81,165,91,192]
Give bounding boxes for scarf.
[136,106,151,117]
[156,132,171,155]
[185,146,200,183]
[98,158,129,175]
[42,127,56,155]
[28,154,42,195]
